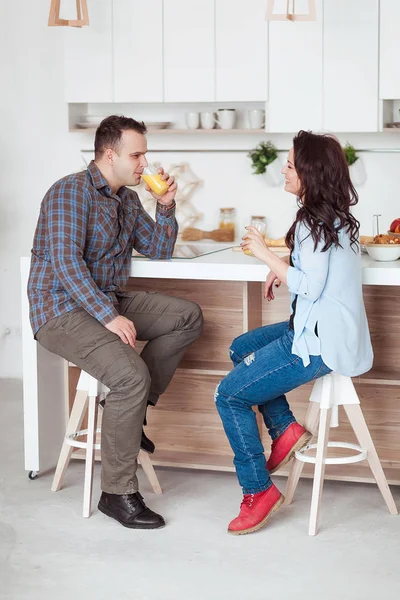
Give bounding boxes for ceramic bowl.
[365,244,400,262]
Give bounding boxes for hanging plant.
[343,143,359,166]
[248,141,278,175]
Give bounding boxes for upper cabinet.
[380,0,400,99]
[64,0,113,103]
[163,0,215,102]
[113,0,163,103]
[215,0,268,102]
[268,0,379,133]
[268,0,323,133]
[63,0,389,132]
[323,0,379,132]
[64,0,268,105]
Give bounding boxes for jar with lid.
[218,207,236,241]
[243,215,267,256]
[250,215,267,237]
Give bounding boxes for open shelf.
[70,127,265,135]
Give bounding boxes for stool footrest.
[295,441,367,465]
[66,428,101,451]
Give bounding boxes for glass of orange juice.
[141,163,169,196]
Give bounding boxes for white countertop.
[130,248,400,286]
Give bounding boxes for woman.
[215,130,373,536]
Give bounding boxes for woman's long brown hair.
[285,130,360,253]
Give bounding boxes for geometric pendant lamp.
[48,0,89,28]
[266,0,316,21]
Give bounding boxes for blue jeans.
[215,321,331,494]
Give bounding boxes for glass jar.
[250,215,267,237]
[218,207,236,241]
[244,216,267,256]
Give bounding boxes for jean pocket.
[312,360,332,380]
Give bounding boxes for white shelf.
[70,127,265,134]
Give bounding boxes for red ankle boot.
[267,422,312,475]
[228,484,284,535]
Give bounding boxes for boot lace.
[241,493,255,509]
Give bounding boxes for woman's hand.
[265,270,281,301]
[241,226,269,262]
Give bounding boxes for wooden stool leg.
[138,450,162,495]
[344,404,398,515]
[284,459,306,506]
[83,396,99,518]
[51,390,88,492]
[309,407,331,536]
[284,401,320,505]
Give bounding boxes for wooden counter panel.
[125,279,244,311]
[363,286,400,374]
[145,372,233,456]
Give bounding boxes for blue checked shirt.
[28,161,178,335]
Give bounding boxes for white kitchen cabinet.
[64,0,113,103]
[163,0,215,102]
[113,0,163,102]
[268,0,323,132]
[323,0,379,132]
[380,0,400,99]
[215,0,268,102]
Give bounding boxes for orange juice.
[142,173,169,196]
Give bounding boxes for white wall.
[1,0,400,379]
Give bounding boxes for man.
[28,115,203,529]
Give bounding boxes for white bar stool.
[51,370,162,518]
[284,372,398,536]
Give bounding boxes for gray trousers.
[36,291,203,494]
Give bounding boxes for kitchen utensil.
[181,227,234,242]
[185,112,200,129]
[248,109,265,129]
[200,112,215,130]
[365,244,400,262]
[215,109,236,130]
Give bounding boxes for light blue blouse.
[286,222,373,377]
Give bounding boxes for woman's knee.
[214,376,237,405]
[229,335,244,363]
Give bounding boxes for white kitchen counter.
[131,248,400,286]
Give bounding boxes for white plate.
[145,121,172,131]
[76,122,100,129]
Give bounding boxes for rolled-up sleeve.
[133,199,178,259]
[287,225,331,302]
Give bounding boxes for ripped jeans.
[215,321,331,494]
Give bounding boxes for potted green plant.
[248,141,281,186]
[343,143,358,166]
[343,143,366,186]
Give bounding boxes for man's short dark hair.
[94,115,147,160]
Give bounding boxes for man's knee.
[109,360,151,403]
[183,301,204,333]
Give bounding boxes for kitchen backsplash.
[78,145,400,240]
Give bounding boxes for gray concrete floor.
[1,378,400,600]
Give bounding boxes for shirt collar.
[87,160,110,191]
[88,160,131,202]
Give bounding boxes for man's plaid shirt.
[28,161,178,335]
